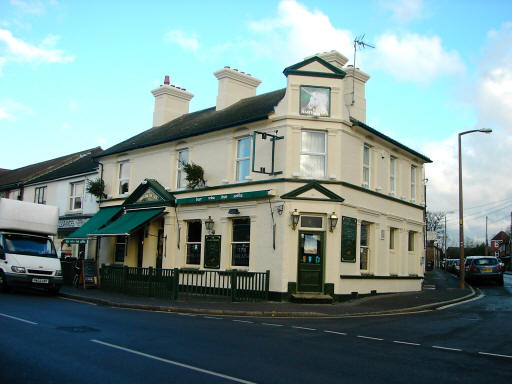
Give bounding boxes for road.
[1,273,511,383]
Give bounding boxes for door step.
[290,293,333,304]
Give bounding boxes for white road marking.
[177,313,197,317]
[393,341,420,346]
[432,345,461,352]
[203,316,222,320]
[357,335,384,341]
[59,297,97,305]
[437,293,484,310]
[324,330,347,336]
[292,326,316,331]
[262,323,284,327]
[232,320,253,324]
[478,352,512,359]
[90,339,258,384]
[0,312,38,325]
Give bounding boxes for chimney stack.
[214,67,261,110]
[151,75,194,127]
[343,66,370,123]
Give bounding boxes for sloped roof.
[27,148,102,185]
[283,55,346,79]
[0,147,102,190]
[350,118,432,163]
[492,231,510,243]
[97,88,286,158]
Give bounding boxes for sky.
[1,0,511,245]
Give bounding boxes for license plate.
[32,278,49,284]
[481,268,492,273]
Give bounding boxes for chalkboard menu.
[204,235,221,269]
[341,216,357,262]
[82,259,98,288]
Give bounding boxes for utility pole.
[444,214,447,260]
[485,216,488,256]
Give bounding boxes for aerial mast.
[351,34,375,105]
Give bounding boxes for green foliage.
[86,178,107,199]
[182,161,206,189]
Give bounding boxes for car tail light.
[470,266,478,272]
[497,265,503,271]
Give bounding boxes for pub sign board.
[300,86,331,117]
[204,235,221,269]
[82,259,98,288]
[341,216,357,262]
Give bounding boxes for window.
[69,181,84,211]
[360,222,370,271]
[232,218,250,266]
[177,149,189,189]
[363,145,371,187]
[186,221,202,265]
[410,165,417,202]
[118,161,130,195]
[300,216,323,228]
[408,231,415,252]
[390,156,396,195]
[115,236,127,263]
[236,137,251,181]
[34,186,47,204]
[300,130,326,178]
[389,227,397,250]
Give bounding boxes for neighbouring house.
[0,148,102,257]
[491,231,511,269]
[426,240,442,269]
[68,50,431,300]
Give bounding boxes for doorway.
[297,231,325,293]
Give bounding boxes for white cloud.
[164,30,199,52]
[249,0,353,65]
[0,99,32,122]
[371,33,465,84]
[379,0,424,24]
[0,28,74,69]
[9,0,47,15]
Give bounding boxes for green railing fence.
[99,265,269,302]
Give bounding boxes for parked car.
[426,261,434,271]
[465,256,504,286]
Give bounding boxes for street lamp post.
[458,128,492,289]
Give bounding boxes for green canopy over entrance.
[92,208,164,236]
[64,206,123,244]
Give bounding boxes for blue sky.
[1,0,511,243]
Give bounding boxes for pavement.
[58,269,480,318]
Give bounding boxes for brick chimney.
[213,67,261,110]
[151,75,194,127]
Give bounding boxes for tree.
[426,211,445,232]
[86,178,106,199]
[182,162,206,189]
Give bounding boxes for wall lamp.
[329,212,338,232]
[205,216,215,234]
[291,209,300,230]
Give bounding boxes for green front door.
[297,231,325,293]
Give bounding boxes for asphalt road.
[1,273,511,384]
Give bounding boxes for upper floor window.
[236,137,251,181]
[118,161,130,195]
[232,218,250,267]
[410,165,417,202]
[300,130,326,178]
[363,145,371,188]
[69,181,84,211]
[390,156,396,195]
[34,186,47,205]
[177,149,189,189]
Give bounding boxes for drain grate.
[56,326,100,333]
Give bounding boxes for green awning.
[91,208,164,236]
[65,206,123,243]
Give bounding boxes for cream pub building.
[69,50,431,300]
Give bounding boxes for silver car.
[465,256,504,286]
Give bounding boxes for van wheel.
[0,271,10,293]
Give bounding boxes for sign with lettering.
[204,235,221,269]
[341,216,357,262]
[300,86,330,117]
[176,190,270,205]
[82,259,98,288]
[58,217,90,229]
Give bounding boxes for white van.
[0,198,63,294]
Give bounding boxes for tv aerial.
[351,34,375,105]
